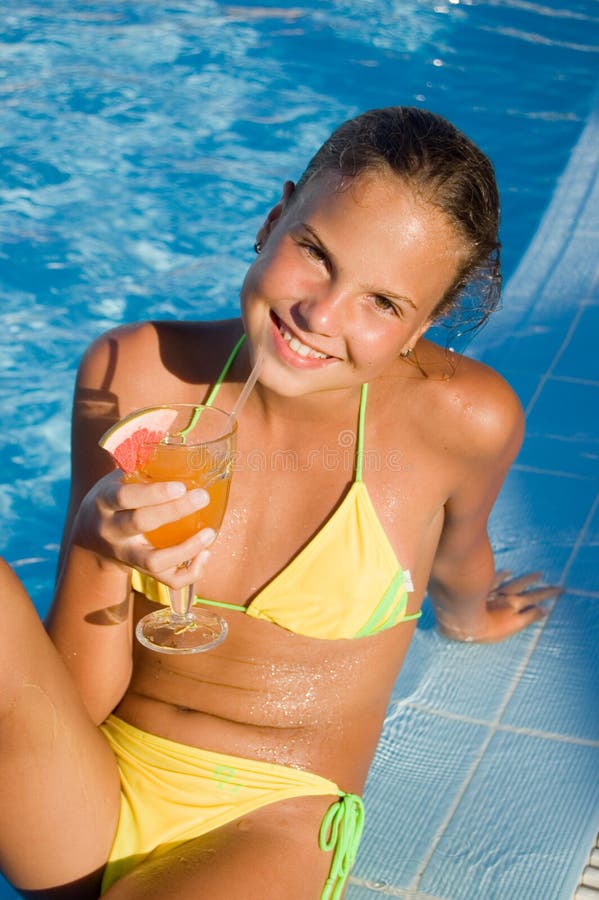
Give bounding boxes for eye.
[372,295,402,317]
[298,240,327,264]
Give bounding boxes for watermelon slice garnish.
[99,408,179,474]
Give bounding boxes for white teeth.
[291,337,312,357]
[280,324,329,359]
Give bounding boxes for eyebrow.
[299,223,418,310]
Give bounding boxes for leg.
[103,795,338,900]
[0,560,120,896]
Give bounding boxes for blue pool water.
[1,1,597,602]
[1,2,598,898]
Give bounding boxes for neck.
[251,380,364,428]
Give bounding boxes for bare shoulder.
[77,320,157,389]
[77,318,243,413]
[0,557,22,591]
[414,340,524,464]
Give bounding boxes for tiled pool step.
[575,836,599,899]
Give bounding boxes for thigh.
[0,561,120,894]
[102,794,338,900]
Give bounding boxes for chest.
[200,411,451,608]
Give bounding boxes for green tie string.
[319,793,365,900]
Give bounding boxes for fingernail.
[167,482,186,498]
[200,528,216,547]
[189,488,209,507]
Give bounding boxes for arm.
[46,544,133,724]
[428,368,552,642]
[46,324,214,721]
[45,326,140,722]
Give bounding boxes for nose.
[292,286,346,337]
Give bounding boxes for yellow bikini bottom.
[99,715,364,899]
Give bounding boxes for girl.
[0,107,558,899]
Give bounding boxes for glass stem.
[168,583,194,622]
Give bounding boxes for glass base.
[135,607,228,654]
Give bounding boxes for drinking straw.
[178,315,268,439]
[227,340,265,426]
[226,310,269,426]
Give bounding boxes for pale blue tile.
[419,732,599,900]
[393,617,543,723]
[477,325,570,378]
[393,470,593,723]
[346,886,384,900]
[352,708,489,889]
[516,433,599,480]
[525,377,598,444]
[582,498,599,543]
[489,468,593,582]
[502,593,599,741]
[564,490,599,595]
[553,306,599,381]
[502,369,543,409]
[568,545,599,595]
[346,885,442,899]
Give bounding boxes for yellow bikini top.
[132,335,421,641]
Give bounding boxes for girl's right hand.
[71,470,216,588]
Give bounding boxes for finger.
[502,586,564,612]
[478,605,549,643]
[109,479,188,512]
[120,488,210,537]
[147,549,212,591]
[137,526,216,576]
[496,604,549,640]
[176,550,211,584]
[516,604,549,629]
[498,571,544,593]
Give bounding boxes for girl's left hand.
[479,570,563,642]
[438,571,563,643]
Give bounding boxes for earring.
[253,240,263,254]
[400,348,412,359]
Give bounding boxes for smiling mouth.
[272,313,333,360]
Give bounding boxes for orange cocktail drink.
[133,442,232,548]
[101,402,237,654]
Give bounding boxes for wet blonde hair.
[294,106,501,336]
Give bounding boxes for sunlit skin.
[242,173,466,406]
[0,167,560,899]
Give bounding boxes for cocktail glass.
[127,404,236,654]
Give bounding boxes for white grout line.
[564,589,599,600]
[524,302,586,418]
[400,701,599,748]
[549,374,599,388]
[512,463,591,481]
[409,724,496,890]
[560,490,599,588]
[411,485,599,890]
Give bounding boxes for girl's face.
[241,171,466,398]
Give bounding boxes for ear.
[255,181,296,247]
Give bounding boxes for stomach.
[115,594,418,790]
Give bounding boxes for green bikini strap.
[204,332,247,407]
[355,383,368,483]
[207,337,368,486]
[319,793,366,900]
